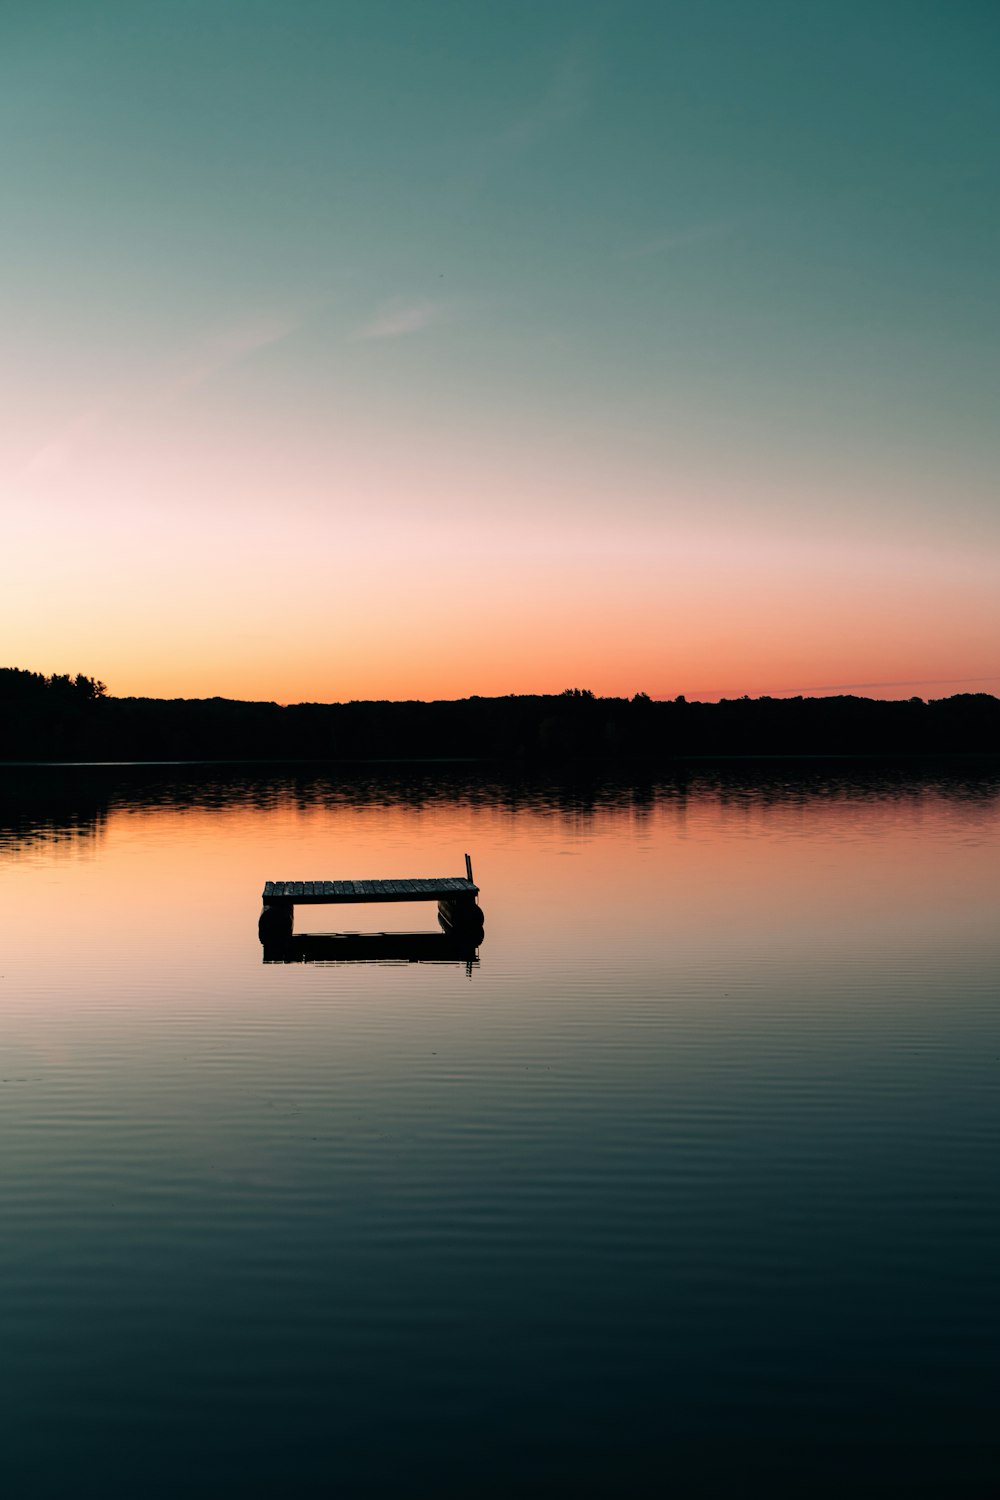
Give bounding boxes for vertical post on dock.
[465,852,474,883]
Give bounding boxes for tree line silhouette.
[2,668,999,762]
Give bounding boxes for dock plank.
[261,874,480,904]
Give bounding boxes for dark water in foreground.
[1,765,998,1497]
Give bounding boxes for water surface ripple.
[1,765,998,1495]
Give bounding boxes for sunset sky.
[3,0,998,702]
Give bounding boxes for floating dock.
[258,854,484,944]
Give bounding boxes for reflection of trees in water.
[240,763,1000,821]
[0,761,998,855]
[0,769,111,854]
[0,815,108,854]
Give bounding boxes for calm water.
[1,764,998,1496]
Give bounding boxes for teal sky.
[3,1,998,700]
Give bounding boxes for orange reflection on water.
[2,777,998,1007]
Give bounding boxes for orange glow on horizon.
[8,424,999,706]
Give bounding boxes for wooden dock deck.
[259,855,484,943]
[262,876,478,904]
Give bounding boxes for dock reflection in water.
[261,929,481,972]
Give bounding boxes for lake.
[1,763,998,1496]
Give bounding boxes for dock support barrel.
[437,896,485,941]
[259,901,294,942]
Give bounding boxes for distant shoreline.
[4,750,1000,772]
[3,674,999,762]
